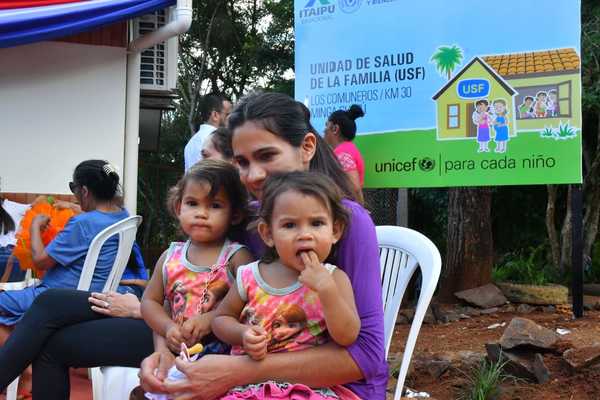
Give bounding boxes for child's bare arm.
[213,283,269,360]
[141,251,175,338]
[227,247,255,278]
[299,251,360,346]
[211,282,249,346]
[323,269,360,346]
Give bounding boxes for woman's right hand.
[163,355,251,399]
[88,292,141,319]
[139,350,176,394]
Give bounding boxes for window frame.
[447,103,461,129]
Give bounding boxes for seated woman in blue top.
[0,159,129,335]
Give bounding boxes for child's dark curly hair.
[167,159,248,238]
[259,171,349,263]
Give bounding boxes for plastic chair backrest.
[76,215,142,292]
[78,215,141,400]
[6,216,142,400]
[376,225,441,400]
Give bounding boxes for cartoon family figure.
[518,90,558,119]
[472,99,510,153]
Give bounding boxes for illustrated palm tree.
[431,45,464,81]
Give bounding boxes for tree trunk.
[559,185,573,274]
[546,185,561,268]
[583,116,600,262]
[439,187,494,302]
[584,185,600,262]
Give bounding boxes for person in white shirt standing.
[184,94,232,171]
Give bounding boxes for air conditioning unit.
[133,8,178,91]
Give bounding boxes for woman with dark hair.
[141,92,387,399]
[201,127,235,161]
[0,160,129,333]
[324,105,366,203]
[0,93,385,400]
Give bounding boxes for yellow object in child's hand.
[187,343,204,355]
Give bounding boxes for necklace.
[195,261,226,315]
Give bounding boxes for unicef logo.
[419,158,436,172]
[338,0,361,13]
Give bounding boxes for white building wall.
[0,41,127,194]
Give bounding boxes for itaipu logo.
[338,0,361,13]
[300,0,336,18]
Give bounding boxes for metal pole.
[571,184,583,318]
[396,189,408,227]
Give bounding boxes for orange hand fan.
[12,197,76,277]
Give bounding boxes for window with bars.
[137,10,168,89]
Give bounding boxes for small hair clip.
[102,163,118,176]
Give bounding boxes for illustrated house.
[0,0,191,214]
[482,48,581,131]
[432,48,581,140]
[432,57,517,140]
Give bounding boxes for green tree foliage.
[137,0,294,259]
[179,0,294,134]
[430,45,463,80]
[546,0,600,275]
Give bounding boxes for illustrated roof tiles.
[482,48,580,78]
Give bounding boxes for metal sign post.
[571,184,584,318]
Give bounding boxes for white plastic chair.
[100,366,141,399]
[0,269,38,291]
[5,215,142,400]
[95,225,444,400]
[3,269,37,400]
[376,226,441,400]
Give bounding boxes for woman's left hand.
[163,355,250,400]
[89,291,141,318]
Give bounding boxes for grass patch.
[456,357,511,400]
[538,122,578,141]
[540,126,555,138]
[556,121,578,139]
[492,244,562,285]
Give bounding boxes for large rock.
[497,282,568,305]
[583,295,600,311]
[563,345,600,370]
[400,308,415,322]
[456,306,482,317]
[431,304,461,324]
[500,318,559,351]
[532,353,551,384]
[486,343,550,383]
[423,307,437,324]
[454,284,507,308]
[516,304,535,314]
[408,351,485,380]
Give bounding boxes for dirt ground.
[387,307,600,400]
